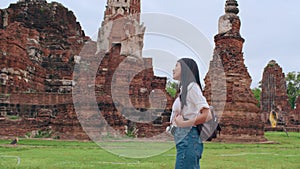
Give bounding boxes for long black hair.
[178,58,203,109]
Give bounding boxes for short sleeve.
[187,83,209,111]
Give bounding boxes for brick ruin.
[261,60,300,131]
[0,0,173,140]
[203,0,265,142]
[261,60,291,122]
[73,0,174,139]
[1,0,298,141]
[0,0,90,139]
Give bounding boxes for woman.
[171,58,211,169]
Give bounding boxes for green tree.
[166,81,179,98]
[252,87,261,107]
[286,71,300,109]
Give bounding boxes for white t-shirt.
[170,82,209,124]
[170,97,181,124]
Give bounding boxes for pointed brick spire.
[225,0,239,14]
[218,0,242,37]
[203,0,265,142]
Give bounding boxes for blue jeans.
[174,127,203,169]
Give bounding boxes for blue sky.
[1,0,299,88]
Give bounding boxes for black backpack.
[197,106,221,141]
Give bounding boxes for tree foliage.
[252,87,261,107]
[286,71,300,109]
[166,81,179,98]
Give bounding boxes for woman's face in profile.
[173,62,181,81]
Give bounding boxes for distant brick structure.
[261,60,291,124]
[203,0,265,142]
[261,61,299,132]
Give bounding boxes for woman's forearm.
[174,115,195,127]
[194,108,211,125]
[174,107,211,127]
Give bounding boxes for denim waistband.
[174,126,200,144]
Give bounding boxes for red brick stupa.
[203,0,265,142]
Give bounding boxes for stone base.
[265,126,300,132]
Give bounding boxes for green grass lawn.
[0,132,299,169]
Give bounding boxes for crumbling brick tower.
[261,60,291,125]
[0,0,90,139]
[97,0,146,97]
[203,0,265,141]
[84,0,173,137]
